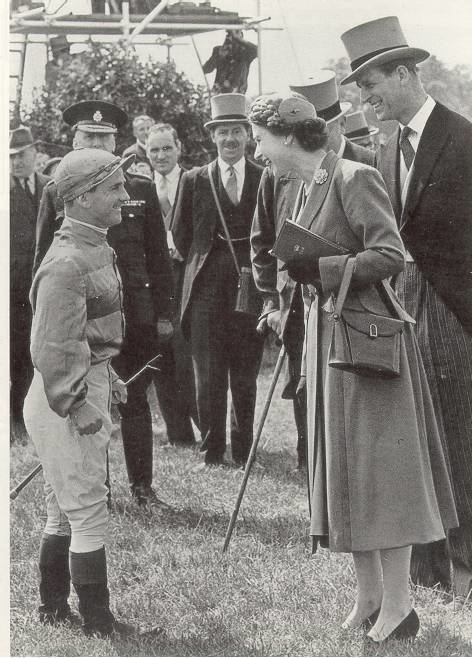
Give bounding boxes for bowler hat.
[344,110,379,142]
[290,70,352,123]
[341,16,430,85]
[54,148,135,202]
[50,35,70,55]
[10,126,36,155]
[63,100,128,135]
[204,94,249,129]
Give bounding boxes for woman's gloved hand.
[284,260,320,286]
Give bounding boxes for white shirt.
[218,155,246,202]
[399,95,436,262]
[399,95,436,198]
[19,173,36,195]
[154,164,181,207]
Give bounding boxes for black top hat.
[63,100,128,135]
[10,126,35,155]
[50,35,70,54]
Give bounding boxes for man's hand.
[285,260,320,286]
[111,378,127,405]
[157,318,174,342]
[70,401,103,436]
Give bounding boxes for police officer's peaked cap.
[55,148,135,201]
[63,100,128,135]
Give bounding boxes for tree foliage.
[21,40,214,166]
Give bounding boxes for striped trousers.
[395,263,471,586]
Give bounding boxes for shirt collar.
[218,155,246,177]
[401,95,436,140]
[337,135,346,158]
[154,164,181,184]
[65,215,109,235]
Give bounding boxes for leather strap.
[333,258,356,319]
[208,164,241,277]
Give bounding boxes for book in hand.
[270,220,350,265]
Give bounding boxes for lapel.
[166,167,185,231]
[402,103,448,229]
[296,150,339,231]
[381,131,402,223]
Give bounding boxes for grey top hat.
[290,70,352,123]
[10,126,36,155]
[345,110,379,141]
[204,94,249,129]
[50,35,70,54]
[341,16,430,85]
[54,148,135,202]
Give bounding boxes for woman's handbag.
[328,259,404,378]
[208,165,260,316]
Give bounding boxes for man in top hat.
[10,126,51,444]
[172,94,264,467]
[122,114,155,165]
[24,148,136,637]
[345,110,379,150]
[45,35,72,87]
[251,73,375,471]
[34,100,178,507]
[341,15,471,602]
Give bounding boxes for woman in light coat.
[249,93,458,643]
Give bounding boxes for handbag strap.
[207,164,241,277]
[333,258,356,318]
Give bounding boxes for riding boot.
[121,410,153,494]
[38,533,73,624]
[70,546,115,637]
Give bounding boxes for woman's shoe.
[368,609,419,643]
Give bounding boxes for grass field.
[10,344,471,657]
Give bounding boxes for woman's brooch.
[314,169,328,185]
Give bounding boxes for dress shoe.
[368,609,419,643]
[132,485,171,509]
[361,607,380,630]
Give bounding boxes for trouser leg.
[152,342,195,446]
[10,304,33,441]
[190,299,228,464]
[228,313,264,465]
[120,409,153,491]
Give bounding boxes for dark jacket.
[33,172,174,325]
[377,102,472,332]
[172,158,263,336]
[11,172,51,306]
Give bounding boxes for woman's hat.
[344,110,379,142]
[204,94,249,129]
[54,149,135,201]
[63,100,128,135]
[289,70,352,123]
[341,16,430,85]
[10,126,36,155]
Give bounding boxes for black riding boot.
[70,546,115,637]
[38,534,73,624]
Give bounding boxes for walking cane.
[9,355,162,501]
[222,345,286,553]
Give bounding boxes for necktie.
[23,178,35,204]
[399,126,415,171]
[225,165,238,205]
[158,176,171,216]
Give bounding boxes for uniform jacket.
[122,141,149,165]
[30,218,124,417]
[34,172,174,326]
[10,172,50,306]
[172,157,263,336]
[377,102,472,332]
[251,140,376,340]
